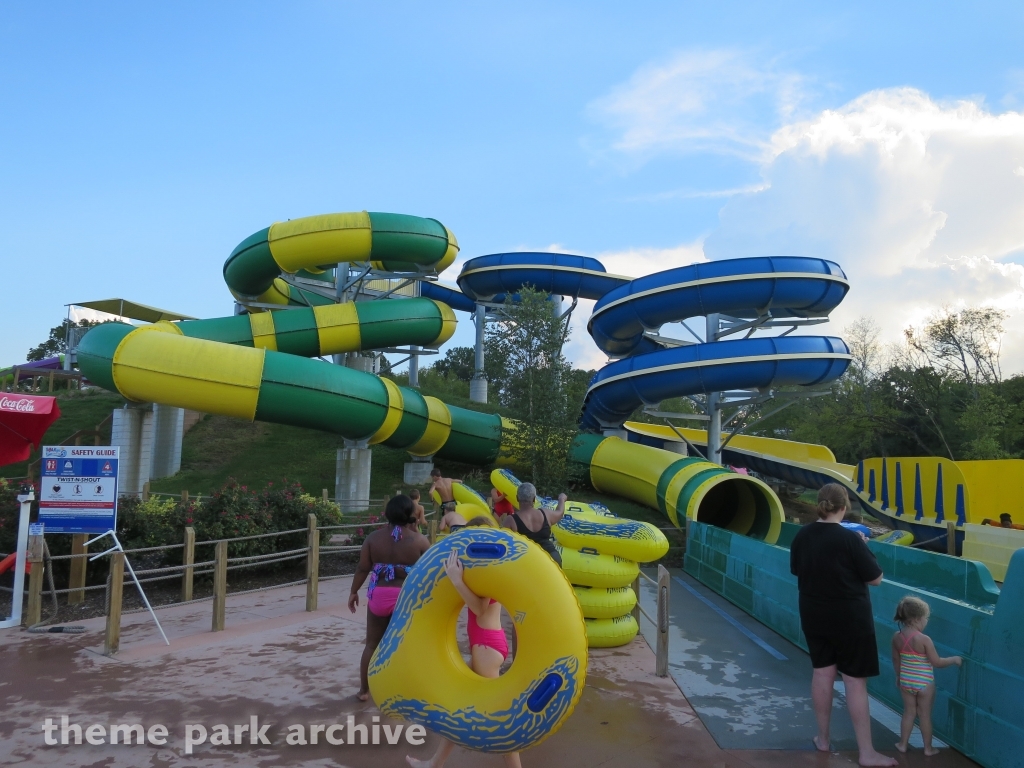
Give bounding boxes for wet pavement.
[1,574,981,768]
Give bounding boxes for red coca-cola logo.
[0,396,37,412]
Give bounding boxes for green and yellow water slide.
[78,213,510,464]
[77,211,793,542]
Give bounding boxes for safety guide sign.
[39,446,119,533]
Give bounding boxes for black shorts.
[803,628,879,678]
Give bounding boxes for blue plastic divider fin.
[894,461,904,517]
[881,460,889,510]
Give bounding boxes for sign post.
[0,486,34,629]
[39,446,119,533]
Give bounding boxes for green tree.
[26,319,98,361]
[433,346,476,381]
[486,288,583,494]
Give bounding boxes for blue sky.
[3,2,1024,371]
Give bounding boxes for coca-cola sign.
[0,396,38,413]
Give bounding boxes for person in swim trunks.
[406,515,520,768]
[349,494,429,702]
[439,508,468,533]
[429,468,462,514]
[790,483,896,767]
[501,482,565,566]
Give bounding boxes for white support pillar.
[111,408,144,495]
[706,313,722,465]
[470,303,488,403]
[336,439,371,513]
[404,457,434,485]
[150,404,185,480]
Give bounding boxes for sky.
[2,2,1024,375]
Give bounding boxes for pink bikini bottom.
[367,586,401,617]
[468,613,509,660]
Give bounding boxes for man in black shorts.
[790,483,896,767]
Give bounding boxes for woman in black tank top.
[502,482,566,567]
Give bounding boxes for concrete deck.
[0,576,981,768]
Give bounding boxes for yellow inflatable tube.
[585,615,640,648]
[553,515,669,563]
[368,528,587,753]
[492,468,669,561]
[574,585,637,619]
[557,545,639,588]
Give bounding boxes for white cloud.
[588,49,807,161]
[704,87,1024,373]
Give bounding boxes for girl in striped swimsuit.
[891,596,962,756]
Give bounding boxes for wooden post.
[306,514,319,612]
[428,518,437,544]
[68,534,88,605]
[105,552,125,655]
[26,562,44,626]
[48,370,55,392]
[655,565,670,678]
[181,490,189,503]
[181,527,195,601]
[322,488,329,503]
[631,574,641,625]
[947,521,957,557]
[212,541,227,632]
[24,530,45,626]
[142,481,150,501]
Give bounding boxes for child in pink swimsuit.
[406,516,518,768]
[891,596,962,756]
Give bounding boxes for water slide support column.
[332,261,372,508]
[706,313,723,465]
[470,303,488,404]
[336,439,372,513]
[409,347,420,388]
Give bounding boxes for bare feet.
[924,747,941,757]
[895,742,908,754]
[356,690,370,702]
[406,757,431,767]
[859,750,899,767]
[813,735,831,752]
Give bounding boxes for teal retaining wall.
[684,521,1024,768]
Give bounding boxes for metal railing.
[632,565,671,677]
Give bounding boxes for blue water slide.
[419,281,477,313]
[458,252,629,302]
[588,256,849,358]
[579,336,851,430]
[451,250,851,430]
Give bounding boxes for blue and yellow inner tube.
[553,514,669,562]
[368,527,588,753]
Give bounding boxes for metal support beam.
[706,313,723,465]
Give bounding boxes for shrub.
[0,478,22,555]
[118,479,345,564]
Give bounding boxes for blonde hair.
[816,483,848,519]
[894,595,930,626]
[466,515,496,528]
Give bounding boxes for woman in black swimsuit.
[501,482,566,565]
